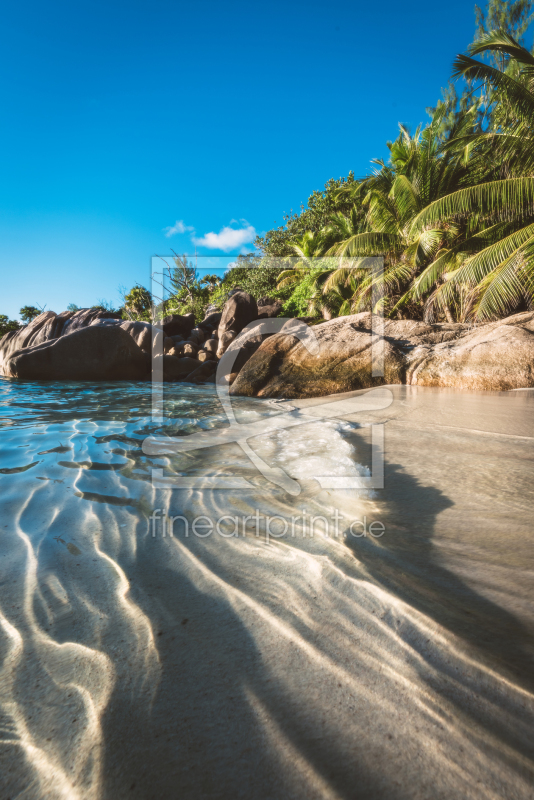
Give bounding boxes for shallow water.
[0,378,533,799]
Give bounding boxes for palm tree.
[274,232,333,317]
[124,284,152,319]
[321,108,474,316]
[200,274,222,289]
[403,31,534,321]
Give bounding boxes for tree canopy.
[0,315,21,338]
[19,306,41,324]
[252,0,534,323]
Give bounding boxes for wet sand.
[0,381,533,799]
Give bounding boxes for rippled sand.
[0,380,533,799]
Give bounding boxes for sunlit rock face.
[230,312,534,398]
[229,313,462,398]
[407,311,534,390]
[118,320,163,355]
[217,291,258,357]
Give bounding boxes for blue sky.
[1,0,480,320]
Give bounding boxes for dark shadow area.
[343,445,534,767]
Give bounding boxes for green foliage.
[92,299,119,313]
[168,255,198,301]
[199,274,222,290]
[19,305,41,324]
[165,284,210,320]
[281,266,327,317]
[150,256,226,321]
[255,175,357,256]
[123,284,152,320]
[220,254,288,301]
[0,314,20,338]
[475,0,534,48]
[257,0,534,323]
[67,303,80,313]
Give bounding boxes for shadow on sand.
[343,449,534,766]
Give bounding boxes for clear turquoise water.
[1,378,533,799]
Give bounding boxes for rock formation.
[230,312,534,397]
[3,325,149,381]
[1,302,533,394]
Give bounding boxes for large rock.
[119,320,163,355]
[407,311,534,391]
[216,330,238,359]
[217,291,258,343]
[257,298,283,319]
[230,313,470,398]
[0,309,124,375]
[177,342,198,357]
[204,338,218,355]
[198,311,222,332]
[230,311,534,397]
[220,321,277,378]
[62,308,121,335]
[3,325,150,381]
[189,328,205,346]
[161,313,195,338]
[0,311,60,373]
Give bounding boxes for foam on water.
[258,419,372,485]
[0,378,533,799]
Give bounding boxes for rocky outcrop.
[230,312,534,398]
[0,312,59,373]
[222,321,278,380]
[3,325,150,381]
[406,311,534,391]
[257,298,283,319]
[198,312,222,332]
[217,291,258,354]
[216,330,237,359]
[3,301,532,393]
[0,309,121,375]
[161,313,195,339]
[119,320,163,354]
[229,314,405,398]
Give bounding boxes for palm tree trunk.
[443,303,455,323]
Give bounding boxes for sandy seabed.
[0,380,533,799]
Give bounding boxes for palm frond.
[410,178,534,235]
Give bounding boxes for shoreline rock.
[1,305,533,394]
[3,325,150,381]
[230,312,534,397]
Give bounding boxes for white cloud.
[193,223,256,252]
[163,220,195,238]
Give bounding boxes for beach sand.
[0,382,533,799]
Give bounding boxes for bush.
[0,314,20,338]
[19,306,41,324]
[220,254,290,303]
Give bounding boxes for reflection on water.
[0,378,533,799]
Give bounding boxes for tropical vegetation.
[5,1,533,332]
[252,0,534,324]
[0,315,20,338]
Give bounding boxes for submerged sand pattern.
[0,380,533,799]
